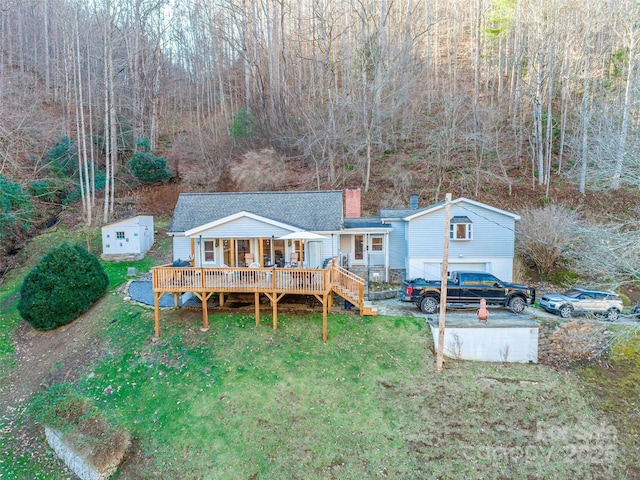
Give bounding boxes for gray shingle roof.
[344,217,387,229]
[380,199,445,219]
[168,190,344,233]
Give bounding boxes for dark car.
[539,287,623,321]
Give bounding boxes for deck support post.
[323,299,327,342]
[255,292,260,326]
[201,292,210,331]
[314,293,329,342]
[154,292,162,337]
[272,293,286,330]
[194,291,212,331]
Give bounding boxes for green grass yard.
[2,292,629,479]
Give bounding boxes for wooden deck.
[151,260,377,342]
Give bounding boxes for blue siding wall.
[407,202,515,258]
[386,221,407,269]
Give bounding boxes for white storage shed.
[101,215,154,261]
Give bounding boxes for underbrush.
[576,328,640,477]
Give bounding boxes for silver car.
[539,287,623,321]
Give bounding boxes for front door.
[354,235,364,263]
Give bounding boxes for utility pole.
[436,193,452,373]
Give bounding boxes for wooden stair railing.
[329,261,377,316]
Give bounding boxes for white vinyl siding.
[385,220,406,269]
[204,216,292,238]
[101,215,154,256]
[172,236,192,262]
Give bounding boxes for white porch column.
[385,232,390,282]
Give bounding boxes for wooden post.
[436,193,452,373]
[201,292,211,331]
[300,240,304,267]
[255,292,260,325]
[154,291,162,337]
[322,294,328,342]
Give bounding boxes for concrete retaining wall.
[45,427,120,480]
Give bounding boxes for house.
[168,191,344,269]
[380,195,520,281]
[101,215,154,261]
[167,190,519,283]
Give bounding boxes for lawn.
[2,292,628,479]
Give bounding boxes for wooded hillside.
[1,0,640,284]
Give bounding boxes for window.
[116,231,125,240]
[449,216,472,240]
[371,236,383,251]
[203,240,215,262]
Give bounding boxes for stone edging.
[45,427,122,480]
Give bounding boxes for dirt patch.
[2,305,111,407]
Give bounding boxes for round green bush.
[129,151,171,184]
[17,243,109,331]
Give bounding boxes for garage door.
[422,262,487,280]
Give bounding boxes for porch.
[151,260,377,342]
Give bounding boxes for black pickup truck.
[400,271,535,315]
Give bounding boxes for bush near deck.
[17,243,108,330]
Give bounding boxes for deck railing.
[152,265,332,295]
[330,262,365,308]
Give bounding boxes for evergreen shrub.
[128,138,170,184]
[0,174,32,241]
[17,243,109,331]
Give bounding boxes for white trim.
[103,214,153,228]
[403,197,520,222]
[184,211,300,237]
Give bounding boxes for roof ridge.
[178,190,342,196]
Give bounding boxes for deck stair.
[330,262,378,316]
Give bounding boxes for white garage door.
[422,262,487,280]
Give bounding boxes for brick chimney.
[345,188,361,218]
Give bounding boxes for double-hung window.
[203,240,215,262]
[449,216,472,240]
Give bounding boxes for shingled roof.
[168,190,344,233]
[379,199,445,219]
[343,217,388,229]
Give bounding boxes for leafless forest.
[2,0,640,284]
